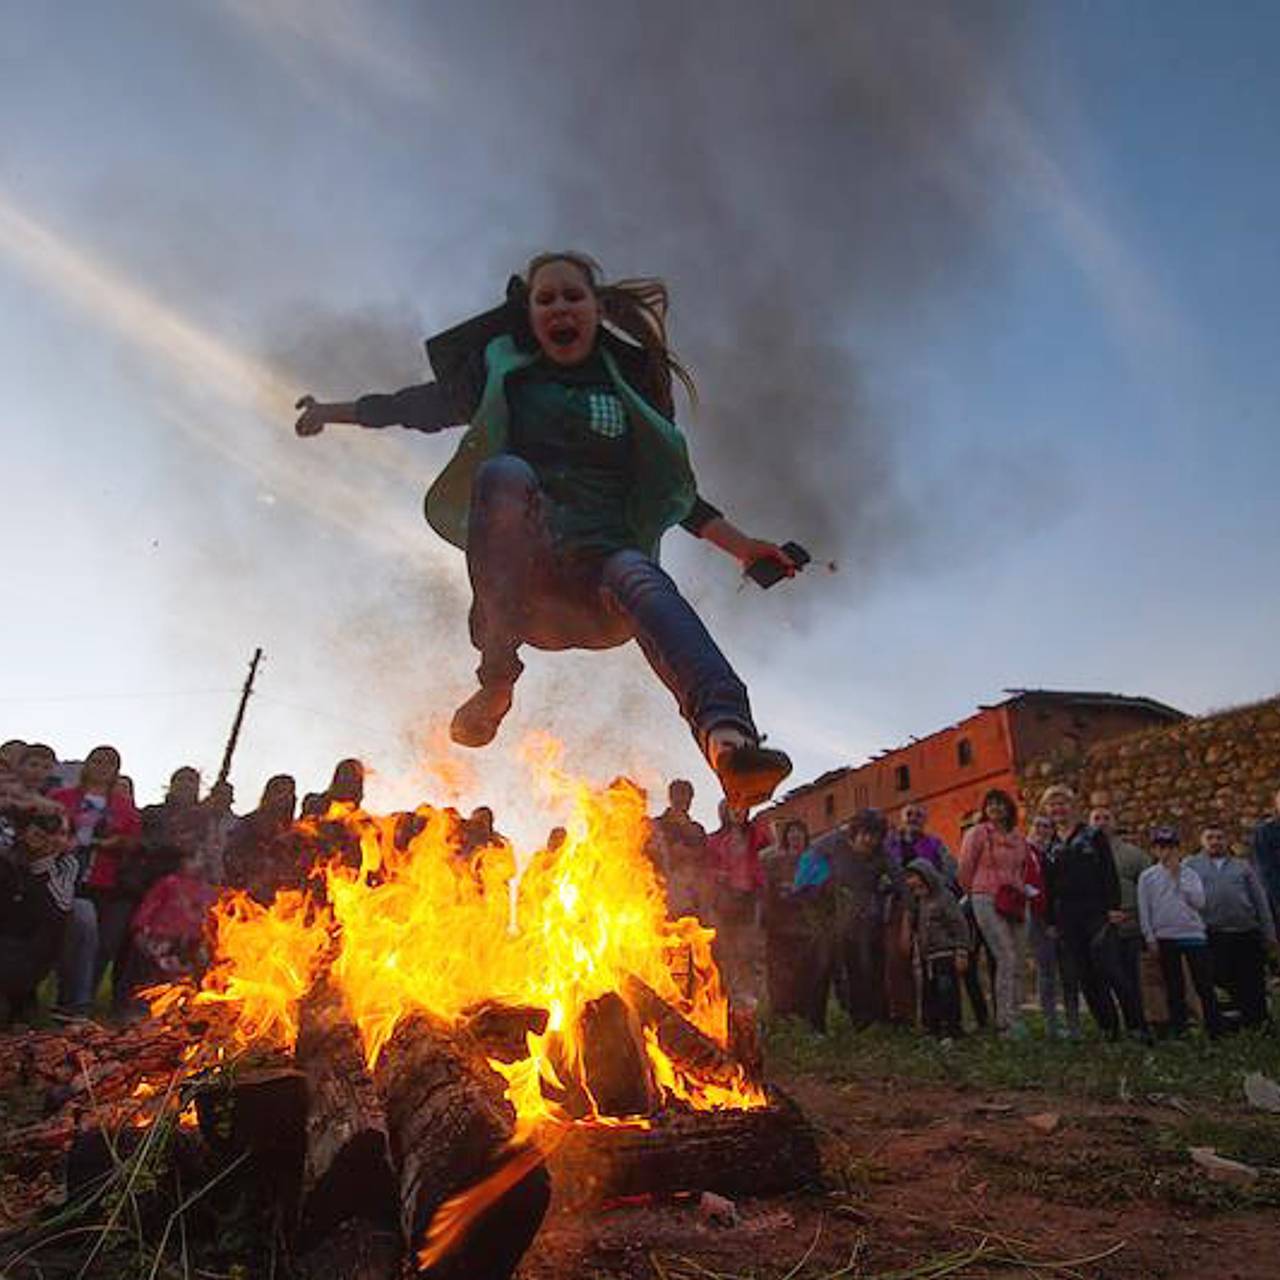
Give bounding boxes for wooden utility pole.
[217,647,263,787]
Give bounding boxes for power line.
[253,694,408,743]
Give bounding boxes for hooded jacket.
[907,858,972,958]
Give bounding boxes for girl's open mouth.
[549,322,579,347]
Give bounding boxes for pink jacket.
[958,821,1029,897]
[707,817,770,894]
[132,872,217,942]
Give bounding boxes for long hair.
[523,251,698,414]
[781,818,810,851]
[981,787,1018,832]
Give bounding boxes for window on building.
[895,764,911,792]
[855,784,869,807]
[957,737,974,768]
[824,793,835,820]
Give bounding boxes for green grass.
[763,1009,1280,1106]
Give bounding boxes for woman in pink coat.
[958,788,1029,1035]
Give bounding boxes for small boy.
[904,858,971,1037]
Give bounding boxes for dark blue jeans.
[466,455,755,747]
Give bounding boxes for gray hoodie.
[907,858,972,958]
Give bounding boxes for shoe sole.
[716,746,793,810]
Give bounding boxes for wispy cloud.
[925,12,1197,378]
[0,190,430,564]
[217,0,444,111]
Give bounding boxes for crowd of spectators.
[4,730,1278,1048]
[647,777,1280,1045]
[0,737,515,1027]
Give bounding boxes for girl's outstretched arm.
[295,382,460,437]
[694,511,800,577]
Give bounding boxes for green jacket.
[1111,837,1152,936]
[424,336,698,558]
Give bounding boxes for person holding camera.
[0,804,77,1025]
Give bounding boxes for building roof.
[774,688,1187,805]
[993,688,1186,722]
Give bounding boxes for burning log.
[579,991,657,1118]
[373,1012,550,1279]
[295,981,397,1240]
[460,1000,549,1063]
[549,1088,820,1208]
[729,1002,765,1089]
[621,974,741,1086]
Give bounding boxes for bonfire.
[6,742,817,1279]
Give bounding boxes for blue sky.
[2,2,1277,839]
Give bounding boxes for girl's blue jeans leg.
[465,456,757,748]
[466,457,543,687]
[600,549,756,748]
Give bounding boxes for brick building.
[768,689,1185,852]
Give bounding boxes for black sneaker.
[449,683,514,748]
[714,742,792,811]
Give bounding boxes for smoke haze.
[0,0,1055,834]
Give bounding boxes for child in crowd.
[119,850,217,1003]
[904,859,971,1038]
[1137,827,1221,1038]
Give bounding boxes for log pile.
[5,983,817,1278]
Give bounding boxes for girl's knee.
[473,455,538,502]
[601,549,671,599]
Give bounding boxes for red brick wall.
[769,706,1019,852]
[769,697,1188,854]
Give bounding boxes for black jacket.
[1044,824,1120,927]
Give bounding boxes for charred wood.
[294,1217,403,1280]
[579,991,656,1118]
[372,1012,548,1279]
[549,1088,820,1208]
[194,1065,307,1220]
[295,981,397,1240]
[460,1000,549,1063]
[621,975,740,1086]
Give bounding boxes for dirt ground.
[518,1069,1280,1279]
[5,1031,1280,1278]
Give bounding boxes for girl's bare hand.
[294,395,327,437]
[740,539,798,575]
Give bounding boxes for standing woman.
[51,745,141,1015]
[295,253,796,810]
[958,788,1029,1035]
[1025,812,1080,1038]
[760,819,822,1028]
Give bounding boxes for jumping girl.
[295,252,799,810]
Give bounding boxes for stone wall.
[1019,694,1280,848]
